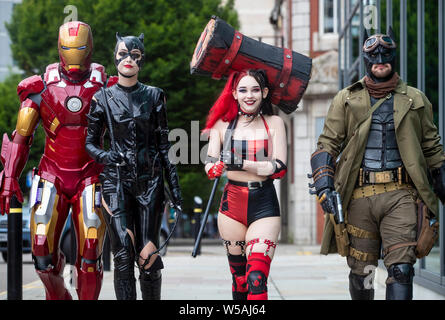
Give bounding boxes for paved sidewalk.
[0,244,370,300]
[1,243,443,300]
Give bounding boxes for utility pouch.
[415,199,439,259]
[329,213,350,257]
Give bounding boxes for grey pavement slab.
[0,243,442,300]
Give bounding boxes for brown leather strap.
[212,31,243,80]
[346,224,380,240]
[383,242,417,257]
[312,167,335,180]
[349,247,379,262]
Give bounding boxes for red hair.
[203,70,248,132]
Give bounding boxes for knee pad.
[246,270,268,295]
[387,263,414,285]
[33,254,53,271]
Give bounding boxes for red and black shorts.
[219,179,280,226]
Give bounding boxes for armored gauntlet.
[0,132,31,214]
[308,150,336,213]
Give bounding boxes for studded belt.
[351,182,412,200]
[357,167,411,186]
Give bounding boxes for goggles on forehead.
[363,34,396,52]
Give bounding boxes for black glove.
[101,150,126,166]
[318,189,337,215]
[220,150,244,171]
[170,187,183,210]
[432,162,445,204]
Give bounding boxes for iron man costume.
[0,21,117,300]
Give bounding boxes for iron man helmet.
[58,21,93,73]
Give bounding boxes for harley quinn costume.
[192,16,310,301]
[219,116,281,227]
[204,70,287,300]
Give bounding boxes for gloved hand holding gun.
[317,190,344,224]
[308,149,349,256]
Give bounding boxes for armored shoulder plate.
[89,63,106,86]
[43,63,62,85]
[17,75,45,103]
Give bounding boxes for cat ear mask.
[114,32,145,69]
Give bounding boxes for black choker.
[238,108,262,118]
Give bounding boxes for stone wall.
[287,50,338,245]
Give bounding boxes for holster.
[382,199,439,259]
[329,213,350,257]
[415,199,439,259]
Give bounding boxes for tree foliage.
[4,0,239,215]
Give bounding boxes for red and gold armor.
[0,21,117,300]
[58,21,93,75]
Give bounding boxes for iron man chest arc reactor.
[65,96,83,113]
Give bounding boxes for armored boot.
[385,263,414,300]
[34,253,73,300]
[349,271,375,300]
[139,255,164,300]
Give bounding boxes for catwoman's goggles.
[363,34,396,52]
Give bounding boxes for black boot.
[386,263,414,300]
[140,270,162,300]
[349,271,375,300]
[114,276,137,300]
[139,255,164,300]
[113,246,137,300]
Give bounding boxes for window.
[319,0,338,34]
[315,116,325,141]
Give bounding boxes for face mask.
[362,29,397,82]
[114,33,145,71]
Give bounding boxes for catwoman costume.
[85,34,182,300]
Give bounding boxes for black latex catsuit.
[85,82,181,300]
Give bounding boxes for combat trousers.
[346,187,418,276]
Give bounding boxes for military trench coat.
[317,78,445,255]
